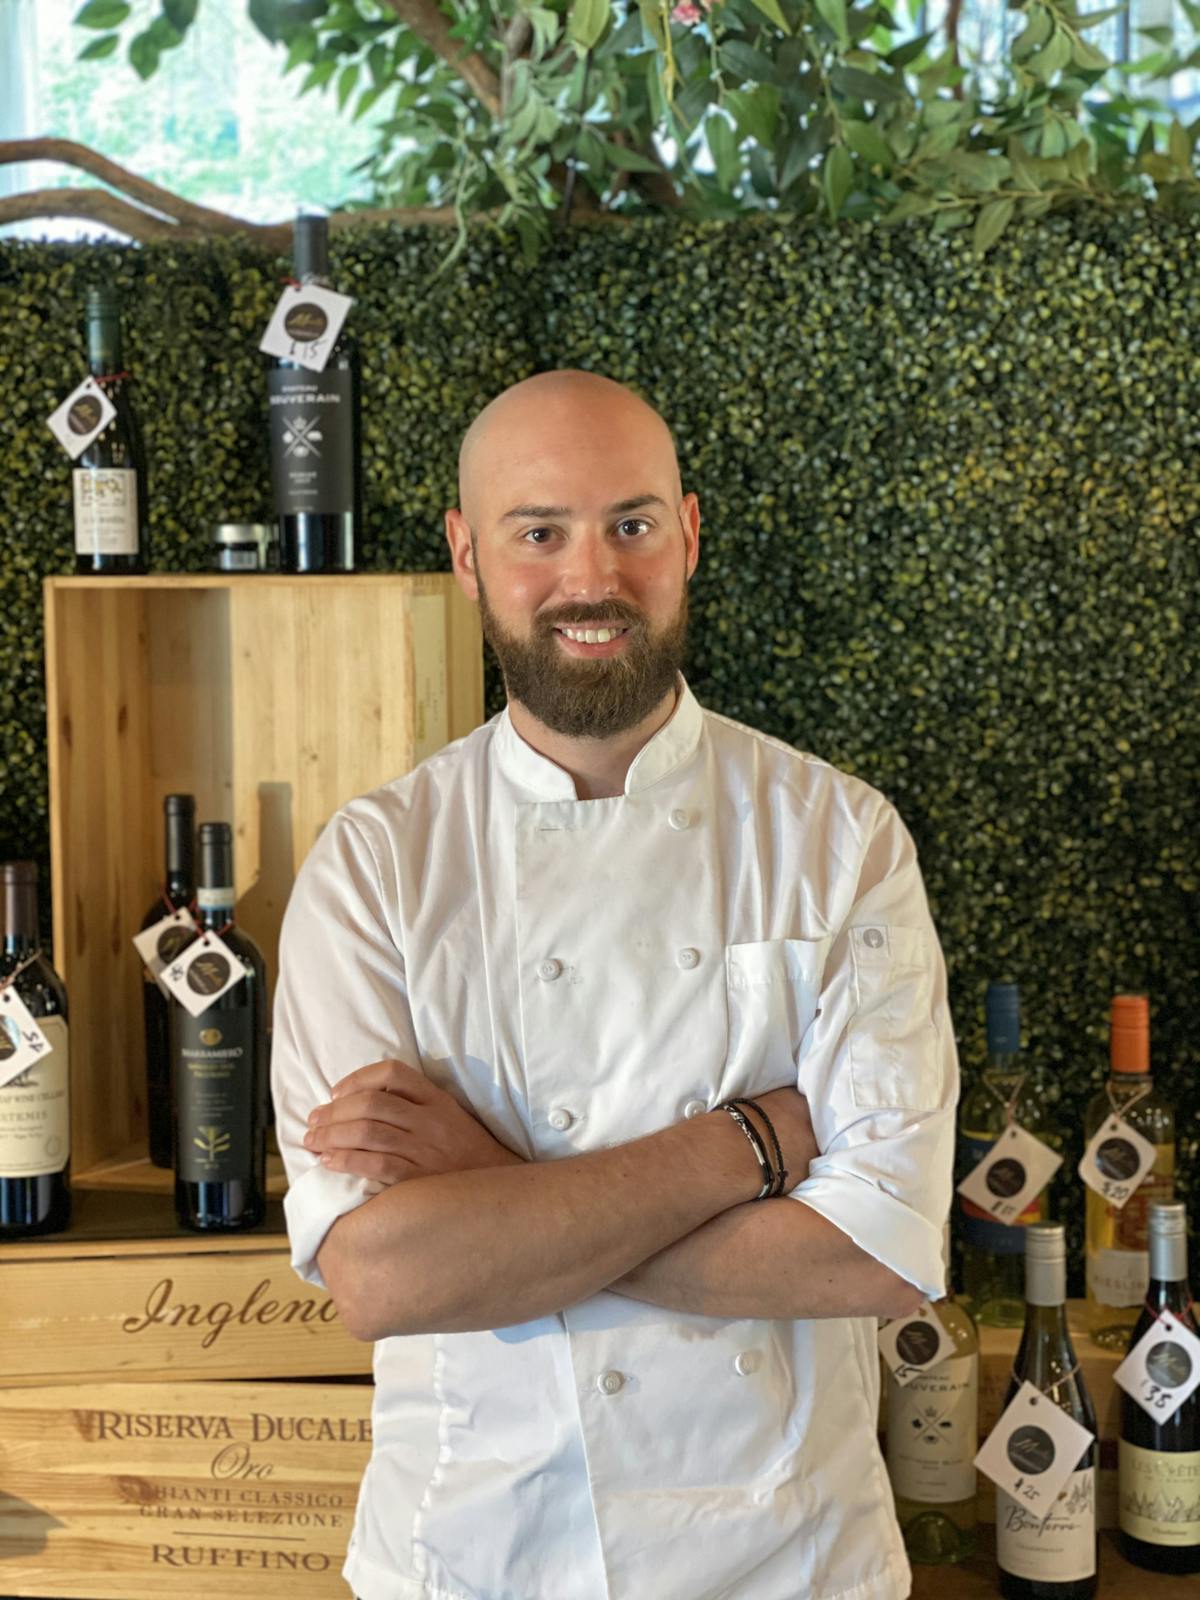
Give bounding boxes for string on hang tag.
[1,950,44,991]
[1143,1297,1198,1325]
[160,886,196,920]
[92,371,131,386]
[984,1070,1028,1126]
[1010,1357,1082,1404]
[1107,1079,1153,1122]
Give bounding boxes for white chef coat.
[273,677,959,1600]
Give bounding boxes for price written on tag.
[258,283,353,373]
[878,1301,957,1387]
[46,376,117,459]
[956,1123,1063,1226]
[132,909,199,996]
[0,987,55,1089]
[1077,1115,1157,1209]
[975,1380,1094,1520]
[158,933,247,1018]
[1114,1309,1200,1423]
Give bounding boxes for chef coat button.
[668,809,691,831]
[597,1370,625,1396]
[677,947,700,970]
[734,1350,762,1377]
[548,1108,574,1132]
[683,1099,708,1119]
[538,958,563,981]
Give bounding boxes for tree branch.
[378,0,503,118]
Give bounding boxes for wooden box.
[42,573,482,1197]
[0,1379,373,1597]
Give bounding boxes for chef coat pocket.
[724,937,830,1085]
[848,923,940,1110]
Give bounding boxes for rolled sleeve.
[272,806,420,1289]
[788,796,958,1300]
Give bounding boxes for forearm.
[318,1112,757,1339]
[609,1197,924,1320]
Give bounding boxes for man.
[272,369,958,1600]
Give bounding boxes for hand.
[303,1058,525,1185]
[732,1086,818,1194]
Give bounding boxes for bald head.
[457,370,681,532]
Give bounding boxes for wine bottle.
[73,284,147,575]
[267,213,360,573]
[171,823,267,1231]
[959,982,1056,1326]
[886,1223,978,1563]
[0,861,70,1238]
[139,794,197,1169]
[1117,1202,1200,1573]
[1084,995,1174,1350]
[996,1223,1098,1598]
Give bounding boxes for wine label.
[175,1005,255,1183]
[959,1132,1045,1253]
[0,1016,69,1177]
[73,467,139,554]
[159,932,248,1018]
[878,1301,957,1386]
[259,282,353,372]
[267,366,355,516]
[975,1380,1095,1518]
[1078,1113,1157,1208]
[997,1468,1096,1582]
[1119,1443,1200,1546]
[1114,1309,1200,1423]
[1116,1169,1174,1250]
[887,1352,978,1504]
[1090,1244,1150,1308]
[47,375,116,458]
[132,909,198,997]
[0,988,54,1089]
[956,1122,1062,1227]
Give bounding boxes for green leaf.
[637,0,666,49]
[883,191,939,221]
[283,29,317,70]
[1011,4,1052,62]
[299,56,337,95]
[843,118,894,170]
[972,196,1014,256]
[162,0,198,28]
[814,0,849,49]
[527,6,562,59]
[725,85,780,147]
[1169,118,1192,170]
[888,30,934,69]
[569,0,609,51]
[336,60,359,111]
[73,0,130,28]
[1075,4,1125,27]
[1138,24,1176,46]
[128,29,161,78]
[822,142,854,219]
[831,63,906,103]
[748,0,792,34]
[1027,26,1072,83]
[705,112,741,189]
[600,139,668,173]
[720,41,777,82]
[78,32,121,59]
[148,15,183,48]
[1071,36,1110,71]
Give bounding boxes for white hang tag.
[877,1301,957,1386]
[1077,1114,1158,1209]
[974,1379,1094,1520]
[956,1122,1063,1225]
[132,908,199,995]
[158,932,246,1017]
[258,283,353,372]
[1113,1308,1200,1424]
[46,375,117,459]
[0,988,55,1090]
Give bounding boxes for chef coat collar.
[494,677,704,800]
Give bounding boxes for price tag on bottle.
[877,1301,957,1386]
[974,1380,1094,1521]
[46,376,117,459]
[158,932,247,1017]
[956,1123,1063,1226]
[1113,1309,1200,1423]
[132,908,199,996]
[259,284,354,373]
[1077,1115,1157,1209]
[0,987,54,1089]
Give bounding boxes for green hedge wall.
[2,211,1197,1289]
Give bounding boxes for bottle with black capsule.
[267,213,360,573]
[139,794,197,1169]
[74,284,147,575]
[1117,1201,1200,1573]
[170,823,267,1231]
[0,862,70,1238]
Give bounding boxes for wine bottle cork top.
[1110,992,1149,1074]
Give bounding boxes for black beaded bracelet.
[730,1097,789,1197]
[720,1103,775,1201]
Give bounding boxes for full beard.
[476,580,689,740]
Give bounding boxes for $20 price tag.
[956,1123,1063,1225]
[878,1301,957,1387]
[1077,1115,1157,1210]
[974,1380,1094,1520]
[0,987,54,1089]
[1114,1309,1200,1424]
[158,933,247,1018]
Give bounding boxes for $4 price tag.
[258,283,353,373]
[877,1301,957,1387]
[0,987,54,1089]
[1113,1309,1200,1424]
[956,1123,1063,1226]
[158,933,247,1018]
[974,1380,1094,1520]
[46,376,117,459]
[1077,1115,1157,1209]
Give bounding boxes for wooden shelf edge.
[74,1145,288,1198]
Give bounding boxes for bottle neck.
[985,1046,1022,1074]
[1107,1069,1152,1103]
[87,315,124,376]
[164,808,195,901]
[1,879,38,951]
[196,887,235,931]
[1027,1256,1066,1308]
[1148,1227,1189,1290]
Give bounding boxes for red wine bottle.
[74,285,147,575]
[139,794,197,1169]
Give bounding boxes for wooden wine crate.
[0,1379,372,1598]
[41,573,483,1196]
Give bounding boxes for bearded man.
[272,369,958,1600]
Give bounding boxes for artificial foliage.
[1,210,1196,1288]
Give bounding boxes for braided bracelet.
[720,1102,775,1201]
[730,1097,789,1197]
